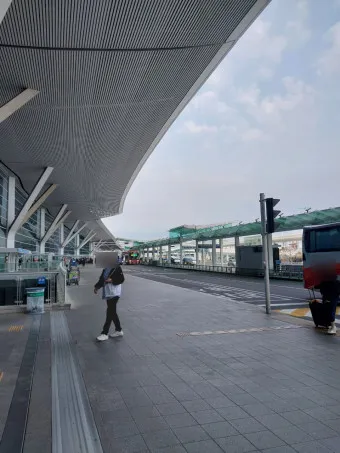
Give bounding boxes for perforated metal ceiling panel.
[0,0,270,240]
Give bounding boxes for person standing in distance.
[94,256,125,341]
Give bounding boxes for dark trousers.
[102,297,122,335]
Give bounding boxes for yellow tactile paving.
[8,325,24,332]
[275,306,340,318]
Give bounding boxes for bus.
[123,250,140,265]
[302,222,340,288]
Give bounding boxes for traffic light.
[266,198,280,233]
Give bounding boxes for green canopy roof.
[139,207,340,248]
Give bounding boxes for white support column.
[219,238,223,265]
[75,234,80,256]
[89,242,94,256]
[168,244,171,263]
[6,176,15,246]
[1,0,13,25]
[212,239,217,266]
[267,233,274,270]
[40,205,70,252]
[152,247,155,260]
[62,221,88,248]
[77,231,96,253]
[59,223,65,256]
[179,238,183,263]
[39,207,46,252]
[195,240,199,265]
[159,245,163,262]
[7,167,54,247]
[0,88,39,124]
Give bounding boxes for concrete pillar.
[234,236,240,248]
[212,239,217,266]
[195,240,199,265]
[75,234,80,256]
[6,176,15,247]
[146,247,149,260]
[168,244,171,263]
[179,238,183,263]
[159,245,163,262]
[89,242,94,256]
[59,222,64,256]
[219,238,223,265]
[39,208,46,253]
[267,233,274,270]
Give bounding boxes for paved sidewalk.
[1,266,340,452]
[66,268,340,453]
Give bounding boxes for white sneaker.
[96,334,109,341]
[327,323,337,335]
[109,330,124,338]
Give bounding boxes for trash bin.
[26,287,45,314]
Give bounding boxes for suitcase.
[309,300,332,328]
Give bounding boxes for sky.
[103,0,340,241]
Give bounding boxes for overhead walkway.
[1,268,340,452]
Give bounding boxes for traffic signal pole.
[260,193,271,314]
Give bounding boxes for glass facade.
[0,163,91,256]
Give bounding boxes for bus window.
[307,226,340,253]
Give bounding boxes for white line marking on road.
[258,302,308,307]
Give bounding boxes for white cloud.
[238,77,316,126]
[183,121,218,134]
[317,22,340,76]
[242,128,269,142]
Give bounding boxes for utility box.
[236,245,279,270]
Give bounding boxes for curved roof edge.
[118,0,270,214]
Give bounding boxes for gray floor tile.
[230,416,266,434]
[135,416,169,434]
[255,413,293,430]
[216,434,257,453]
[183,439,224,453]
[151,446,187,453]
[272,425,313,444]
[191,409,224,425]
[165,413,197,429]
[143,429,180,450]
[110,434,149,453]
[292,440,333,453]
[217,405,249,421]
[299,421,338,439]
[156,402,186,416]
[130,405,161,420]
[320,436,340,452]
[281,410,318,425]
[173,425,210,444]
[182,399,211,413]
[322,417,340,433]
[202,421,239,439]
[229,393,259,406]
[242,403,274,417]
[205,396,235,409]
[245,430,285,450]
[304,406,339,421]
[261,447,296,453]
[107,420,140,439]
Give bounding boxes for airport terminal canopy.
[0,0,270,242]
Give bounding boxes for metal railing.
[0,260,62,273]
[141,261,303,281]
[0,266,67,307]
